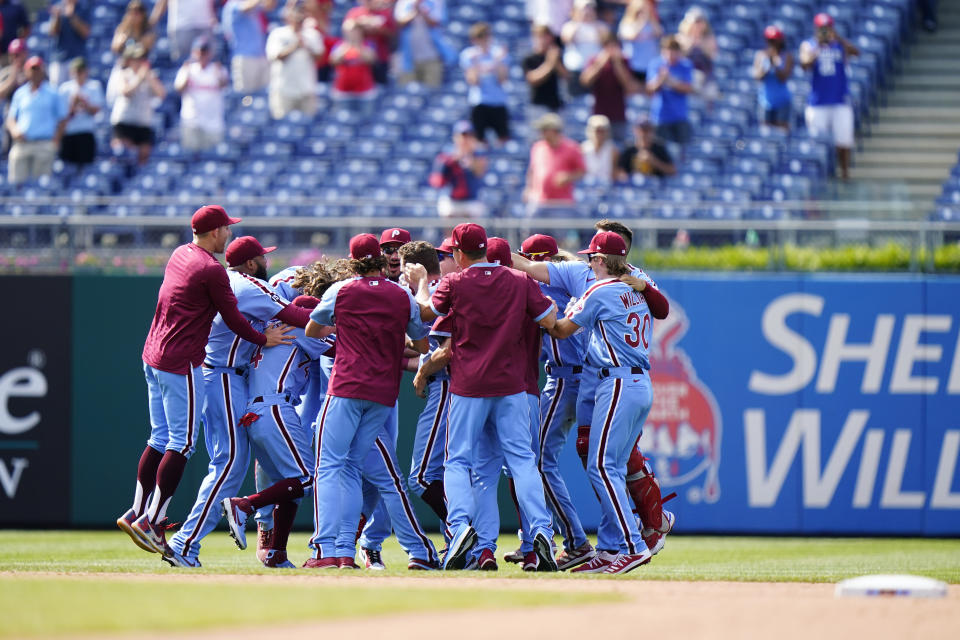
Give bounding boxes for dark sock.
[150,450,188,524]
[272,501,298,551]
[133,446,163,515]
[248,478,305,511]
[420,480,448,521]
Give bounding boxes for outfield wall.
[1,273,958,535]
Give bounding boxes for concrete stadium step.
[900,59,960,73]
[886,92,960,107]
[894,74,960,89]
[856,152,958,168]
[869,121,960,137]
[850,166,950,182]
[861,138,960,153]
[877,106,960,122]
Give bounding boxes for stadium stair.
[850,3,960,214]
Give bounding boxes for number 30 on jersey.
[624,312,649,349]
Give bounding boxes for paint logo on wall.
[640,298,722,504]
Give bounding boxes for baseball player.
[511,220,675,554]
[303,234,430,569]
[163,236,317,568]
[547,231,656,574]
[380,227,411,281]
[117,206,291,557]
[405,223,558,571]
[221,295,333,568]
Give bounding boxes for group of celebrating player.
[116,203,675,575]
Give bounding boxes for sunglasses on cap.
[521,250,552,259]
[382,245,400,255]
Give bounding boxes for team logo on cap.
[639,297,721,504]
[392,229,401,238]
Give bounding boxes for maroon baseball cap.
[764,25,784,41]
[437,237,456,253]
[7,39,25,55]
[486,237,513,268]
[292,295,320,309]
[521,234,559,260]
[813,12,834,28]
[191,204,241,234]
[350,233,382,259]
[578,231,627,256]
[451,223,487,253]
[24,56,43,70]
[226,236,276,267]
[379,228,412,246]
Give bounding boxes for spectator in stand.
[460,22,510,145]
[618,0,660,83]
[522,24,565,135]
[0,0,30,57]
[581,114,617,184]
[918,0,937,33]
[394,0,455,88]
[646,36,693,155]
[330,20,378,116]
[110,44,165,166]
[266,3,325,120]
[677,7,718,105]
[561,0,609,97]
[580,30,638,146]
[524,112,586,215]
[149,0,217,63]
[48,0,91,87]
[304,0,336,82]
[526,0,573,42]
[429,120,488,218]
[222,0,276,96]
[800,13,859,180]
[344,0,395,85]
[752,25,793,131]
[616,116,675,180]
[111,0,156,56]
[5,57,68,184]
[0,39,27,104]
[175,38,228,152]
[58,57,103,167]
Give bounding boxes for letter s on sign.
[748,294,824,395]
[0,367,48,435]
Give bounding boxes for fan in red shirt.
[330,20,378,114]
[343,0,395,84]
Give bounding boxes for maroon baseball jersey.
[431,263,553,398]
[310,276,429,406]
[142,243,265,375]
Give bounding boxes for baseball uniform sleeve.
[430,275,453,318]
[567,289,599,328]
[297,332,335,359]
[525,275,554,323]
[633,271,669,319]
[237,277,288,321]
[546,260,586,297]
[310,280,344,326]
[406,290,430,340]
[209,267,267,346]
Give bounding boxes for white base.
[835,574,948,598]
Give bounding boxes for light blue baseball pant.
[471,417,507,557]
[575,364,600,427]
[514,393,541,554]
[589,373,652,555]
[309,395,393,558]
[445,392,553,544]
[356,405,398,551]
[538,373,589,550]
[408,378,450,496]
[297,360,327,433]
[245,399,315,493]
[169,368,249,561]
[143,362,204,457]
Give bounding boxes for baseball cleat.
[443,525,477,570]
[603,550,652,575]
[303,557,339,569]
[522,551,538,572]
[117,509,155,553]
[571,550,619,574]
[533,532,558,572]
[643,510,676,556]
[503,547,524,564]
[338,556,360,569]
[130,514,169,554]
[162,549,202,568]
[556,542,597,571]
[256,524,274,564]
[221,497,251,550]
[478,548,498,571]
[408,557,440,570]
[262,550,296,569]
[358,547,385,570]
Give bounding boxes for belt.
[203,362,247,376]
[545,364,583,377]
[251,392,292,405]
[598,366,646,379]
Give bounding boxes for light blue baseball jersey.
[247,323,335,402]
[539,281,585,367]
[567,278,652,370]
[419,281,451,375]
[205,271,291,368]
[269,266,303,303]
[547,259,654,300]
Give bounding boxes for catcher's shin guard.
[575,426,590,469]
[626,448,675,535]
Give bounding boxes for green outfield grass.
[2,530,959,583]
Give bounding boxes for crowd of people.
[118,203,676,573]
[0,0,863,189]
